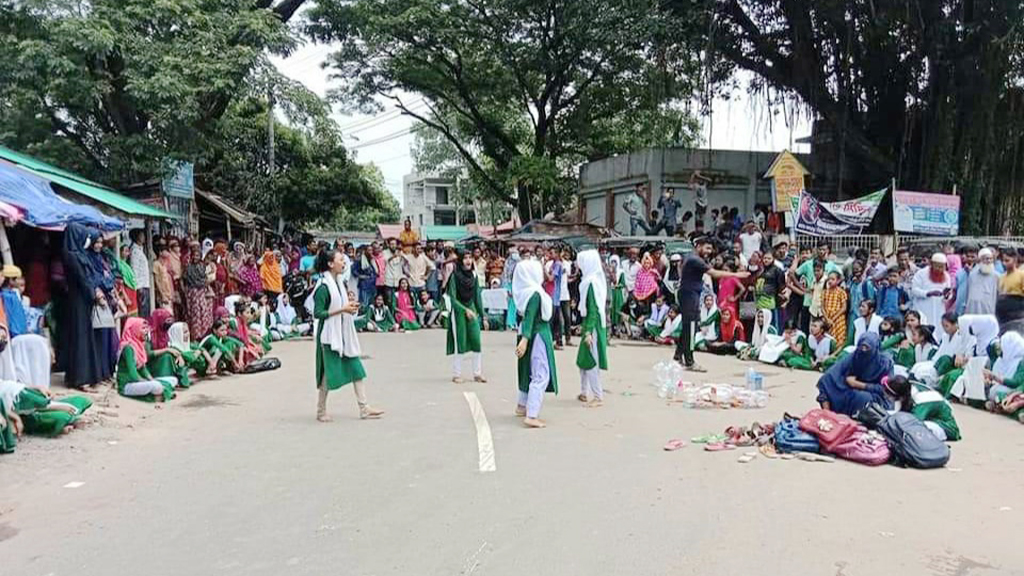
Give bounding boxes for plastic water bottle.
[752,371,764,391]
[746,367,757,389]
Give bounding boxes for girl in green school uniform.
[575,250,608,407]
[445,250,487,383]
[513,259,557,429]
[312,249,384,422]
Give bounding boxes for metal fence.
[793,234,1024,256]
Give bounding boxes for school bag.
[798,408,859,452]
[242,357,282,374]
[877,412,950,469]
[853,402,889,429]
[829,427,891,466]
[774,416,820,453]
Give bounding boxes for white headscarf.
[0,379,25,412]
[576,249,607,326]
[608,255,622,282]
[277,293,297,325]
[316,272,361,358]
[959,314,999,357]
[750,308,774,349]
[201,238,214,259]
[167,322,190,352]
[512,259,552,321]
[993,332,1024,379]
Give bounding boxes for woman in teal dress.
[575,250,608,406]
[512,259,557,428]
[446,250,487,383]
[312,249,383,422]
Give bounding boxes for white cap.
[979,248,994,258]
[931,252,948,264]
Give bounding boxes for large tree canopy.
[702,0,1024,233]
[309,0,705,219]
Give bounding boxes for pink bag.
[830,427,891,466]
[798,408,859,452]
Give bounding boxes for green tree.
[702,0,1024,233]
[200,98,396,226]
[309,0,705,220]
[326,164,401,231]
[0,0,310,187]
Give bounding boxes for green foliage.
[706,0,1024,233]
[325,164,401,231]
[309,0,706,219]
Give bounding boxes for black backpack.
[877,412,950,469]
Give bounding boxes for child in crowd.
[367,294,397,332]
[200,319,244,373]
[875,268,908,319]
[654,306,682,345]
[416,290,441,328]
[116,318,176,402]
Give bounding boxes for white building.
[402,173,465,226]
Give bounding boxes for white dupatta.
[576,250,607,326]
[316,272,361,358]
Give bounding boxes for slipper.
[663,439,687,451]
[779,453,796,460]
[691,433,726,444]
[703,442,736,452]
[758,444,779,459]
[737,454,756,463]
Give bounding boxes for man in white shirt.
[624,248,641,292]
[403,243,435,300]
[128,228,151,315]
[558,247,574,346]
[737,220,763,262]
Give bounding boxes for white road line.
[463,392,496,473]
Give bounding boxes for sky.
[272,44,811,209]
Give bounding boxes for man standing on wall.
[623,184,651,236]
[690,170,710,228]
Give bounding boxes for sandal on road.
[663,439,687,451]
[703,442,736,452]
[691,433,726,444]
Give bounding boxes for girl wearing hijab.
[575,250,608,407]
[815,332,893,416]
[501,246,521,330]
[608,254,628,338]
[116,318,176,402]
[238,254,263,298]
[705,307,746,355]
[694,293,720,350]
[145,309,190,387]
[984,332,1024,421]
[445,250,487,383]
[60,224,109,389]
[168,322,214,377]
[513,259,557,428]
[275,293,311,337]
[260,247,283,297]
[184,242,214,339]
[312,248,383,422]
[883,375,961,441]
[740,308,779,361]
[115,244,139,316]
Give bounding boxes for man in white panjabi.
[911,253,951,329]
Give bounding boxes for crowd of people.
[5,210,1024,452]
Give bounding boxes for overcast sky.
[272,43,811,208]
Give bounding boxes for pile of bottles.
[650,361,769,409]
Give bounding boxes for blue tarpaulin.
[0,160,122,230]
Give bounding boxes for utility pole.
[268,85,283,235]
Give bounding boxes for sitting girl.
[367,294,397,332]
[654,306,682,345]
[693,294,720,350]
[984,332,1024,422]
[116,318,176,402]
[200,319,245,373]
[786,318,837,371]
[349,290,369,331]
[392,278,421,331]
[704,307,745,355]
[168,322,215,378]
[275,293,311,338]
[738,308,777,360]
[145,310,190,388]
[816,333,893,416]
[884,375,961,441]
[777,320,809,368]
[232,300,266,364]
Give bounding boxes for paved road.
[2,330,1022,576]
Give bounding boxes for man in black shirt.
[674,237,748,371]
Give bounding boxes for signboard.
[765,150,810,211]
[792,190,862,236]
[892,190,960,236]
[162,160,194,199]
[789,187,886,228]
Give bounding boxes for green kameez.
[446,277,484,355]
[116,348,175,402]
[610,272,626,327]
[313,283,366,390]
[0,401,15,453]
[146,342,190,388]
[369,305,396,332]
[779,334,810,368]
[576,286,608,371]
[517,294,558,394]
[16,389,93,437]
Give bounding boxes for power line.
[344,103,429,136]
[337,98,426,131]
[348,125,422,150]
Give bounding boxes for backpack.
[774,417,820,454]
[877,412,950,469]
[830,427,891,466]
[242,356,282,374]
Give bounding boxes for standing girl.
[513,259,557,428]
[312,249,383,422]
[575,250,608,407]
[445,250,487,383]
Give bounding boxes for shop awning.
[0,146,176,219]
[195,189,261,226]
[0,160,123,230]
[422,225,469,241]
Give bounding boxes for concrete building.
[577,148,814,235]
[402,173,466,226]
